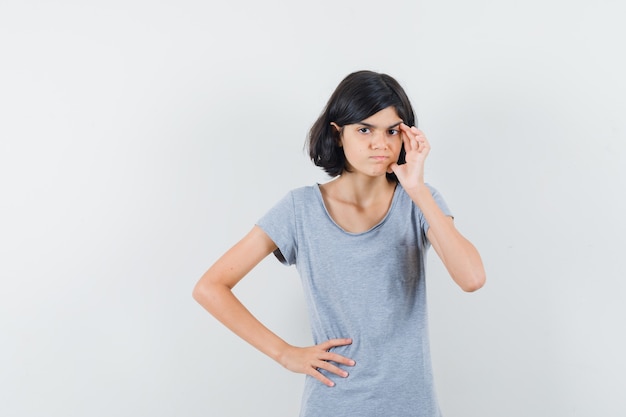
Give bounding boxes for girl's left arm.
[391,124,485,292]
[409,186,486,292]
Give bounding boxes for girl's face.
[333,106,404,177]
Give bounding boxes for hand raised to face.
[388,123,430,190]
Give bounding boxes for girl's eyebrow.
[357,121,403,129]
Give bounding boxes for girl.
[193,70,485,416]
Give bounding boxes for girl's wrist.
[273,341,294,366]
[401,181,427,194]
[403,182,433,207]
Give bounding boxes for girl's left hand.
[388,123,430,190]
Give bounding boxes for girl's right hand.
[278,338,355,387]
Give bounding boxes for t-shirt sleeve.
[255,191,297,266]
[420,183,453,240]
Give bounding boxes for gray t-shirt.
[256,182,452,417]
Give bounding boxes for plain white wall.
[1,0,625,416]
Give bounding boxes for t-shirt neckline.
[313,182,401,236]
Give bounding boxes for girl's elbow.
[192,280,214,304]
[192,282,205,304]
[192,279,231,311]
[459,271,486,292]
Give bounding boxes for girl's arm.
[410,187,485,292]
[391,124,486,292]
[192,225,354,386]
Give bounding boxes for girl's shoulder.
[268,184,322,213]
[286,183,322,200]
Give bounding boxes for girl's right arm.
[192,225,355,387]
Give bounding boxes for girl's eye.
[358,127,370,134]
[388,129,399,135]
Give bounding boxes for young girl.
[193,70,485,416]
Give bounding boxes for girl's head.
[307,70,416,180]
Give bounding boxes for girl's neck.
[325,172,396,206]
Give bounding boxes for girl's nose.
[371,133,388,150]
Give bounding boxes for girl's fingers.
[400,123,419,136]
[313,338,356,386]
[309,355,352,387]
[322,351,356,367]
[400,123,412,146]
[310,369,336,387]
[315,359,350,378]
[319,338,355,366]
[320,338,352,349]
[400,123,425,151]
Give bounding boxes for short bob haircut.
[307,70,416,181]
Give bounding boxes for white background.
[1,0,625,416]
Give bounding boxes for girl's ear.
[330,122,343,147]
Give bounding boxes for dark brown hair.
[307,70,416,180]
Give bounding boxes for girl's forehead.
[358,107,402,126]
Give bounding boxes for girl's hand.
[389,123,430,191]
[278,338,355,387]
